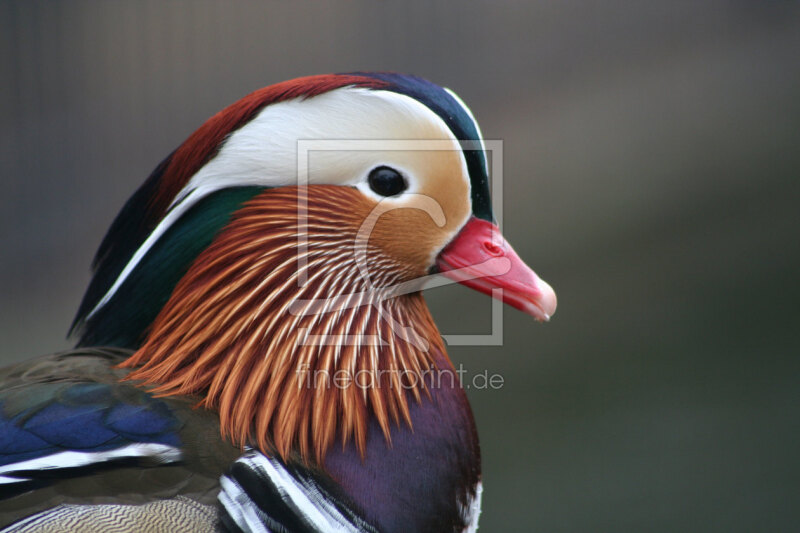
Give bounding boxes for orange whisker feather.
[121,186,443,466]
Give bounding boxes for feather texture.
[0,349,241,529]
[6,72,497,532]
[121,186,446,465]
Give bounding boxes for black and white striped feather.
[219,451,379,533]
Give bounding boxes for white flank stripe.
[245,454,360,532]
[0,475,28,484]
[0,443,181,484]
[463,481,484,533]
[220,452,364,533]
[219,476,271,533]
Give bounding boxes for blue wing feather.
[0,378,182,475]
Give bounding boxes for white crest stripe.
[85,87,465,319]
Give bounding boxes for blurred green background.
[1,2,799,531]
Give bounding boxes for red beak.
[436,217,557,322]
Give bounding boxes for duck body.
[0,73,555,532]
[1,347,478,532]
[0,348,235,531]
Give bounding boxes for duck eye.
[368,166,407,197]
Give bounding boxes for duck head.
[71,73,556,463]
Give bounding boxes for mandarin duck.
[0,73,556,533]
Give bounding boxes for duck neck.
[120,186,448,465]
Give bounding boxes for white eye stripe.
[86,87,465,319]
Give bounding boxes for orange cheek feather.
[120,185,449,466]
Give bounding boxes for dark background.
[1,2,799,531]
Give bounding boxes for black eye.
[368,166,407,197]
